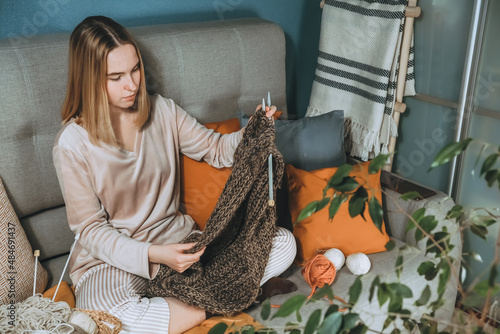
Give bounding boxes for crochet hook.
[265,93,275,207]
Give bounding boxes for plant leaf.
[297,200,319,223]
[369,197,384,232]
[377,283,390,307]
[348,324,369,334]
[317,197,331,212]
[342,313,360,330]
[473,143,488,170]
[329,195,343,220]
[438,261,450,295]
[417,261,438,280]
[485,170,499,187]
[406,208,426,233]
[470,224,488,240]
[395,254,403,279]
[317,312,342,334]
[429,138,473,170]
[415,215,438,242]
[426,231,450,256]
[310,283,334,302]
[369,153,391,174]
[327,164,353,188]
[417,261,434,275]
[208,322,228,334]
[304,309,322,334]
[260,299,271,320]
[349,187,368,218]
[446,205,464,220]
[415,285,431,306]
[388,295,403,313]
[333,176,359,192]
[388,283,413,298]
[271,295,307,319]
[480,153,498,176]
[474,280,500,297]
[349,276,363,305]
[400,191,421,201]
[369,276,381,302]
[385,240,395,251]
[489,265,498,288]
[324,304,339,318]
[241,325,256,334]
[461,294,486,309]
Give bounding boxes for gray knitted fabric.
[147,109,284,315]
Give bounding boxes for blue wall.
[0,1,477,194]
[0,0,322,118]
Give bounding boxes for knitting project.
[147,109,284,315]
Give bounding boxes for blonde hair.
[61,16,150,147]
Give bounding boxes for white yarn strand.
[0,295,73,334]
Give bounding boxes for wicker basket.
[75,309,122,334]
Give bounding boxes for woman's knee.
[275,227,297,264]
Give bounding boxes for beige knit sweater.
[53,94,242,285]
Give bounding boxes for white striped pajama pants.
[75,227,296,334]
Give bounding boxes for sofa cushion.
[0,177,48,304]
[240,110,346,171]
[180,119,240,230]
[287,163,390,265]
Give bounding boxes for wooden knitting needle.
[33,250,40,296]
[53,234,79,302]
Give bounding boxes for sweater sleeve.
[171,101,243,168]
[53,143,153,279]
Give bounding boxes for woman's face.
[106,43,141,113]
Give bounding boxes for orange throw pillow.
[287,162,390,265]
[42,281,76,308]
[180,118,241,230]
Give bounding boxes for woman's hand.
[256,104,277,119]
[242,104,278,135]
[148,243,205,273]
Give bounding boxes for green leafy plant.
[208,138,499,334]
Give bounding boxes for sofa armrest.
[382,172,462,260]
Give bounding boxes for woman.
[53,16,296,334]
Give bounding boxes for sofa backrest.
[0,18,287,283]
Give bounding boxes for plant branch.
[479,220,500,325]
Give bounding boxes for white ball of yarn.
[346,253,371,275]
[323,248,345,271]
[68,311,98,334]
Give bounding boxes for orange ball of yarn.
[302,254,337,298]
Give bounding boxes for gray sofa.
[0,18,460,332]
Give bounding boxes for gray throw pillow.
[239,110,346,171]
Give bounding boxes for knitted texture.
[147,109,284,315]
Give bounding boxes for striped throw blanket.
[307,0,416,161]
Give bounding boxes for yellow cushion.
[42,281,76,308]
[287,162,390,265]
[180,118,240,230]
[183,313,263,334]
